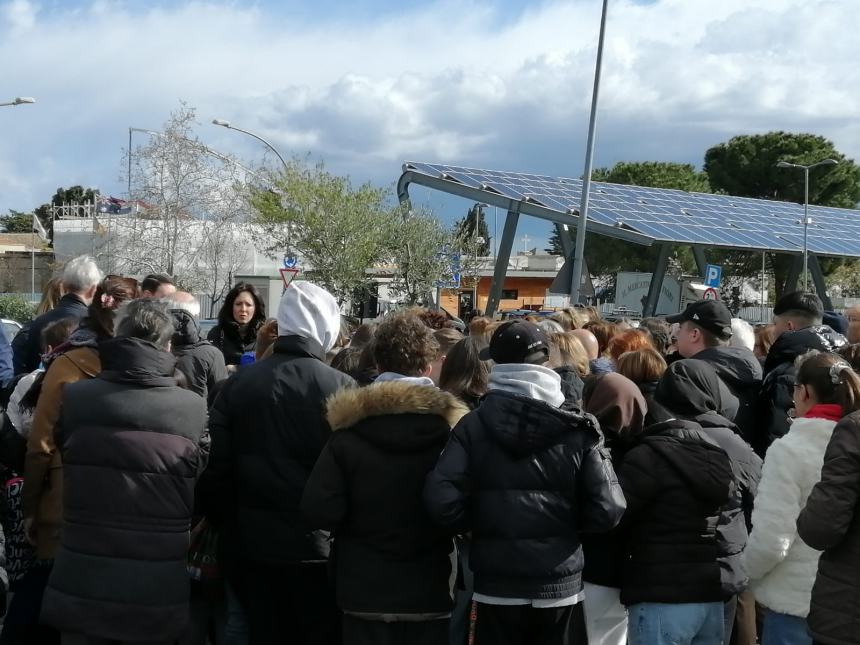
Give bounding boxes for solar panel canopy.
[401,162,860,258]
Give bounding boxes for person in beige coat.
[23,276,139,559]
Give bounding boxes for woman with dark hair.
[439,336,491,410]
[207,282,266,367]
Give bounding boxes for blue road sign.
[704,264,722,288]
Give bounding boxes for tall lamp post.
[0,97,35,107]
[776,158,839,291]
[570,0,609,305]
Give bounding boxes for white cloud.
[1,0,859,229]
[1,0,36,31]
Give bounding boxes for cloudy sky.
[1,0,858,250]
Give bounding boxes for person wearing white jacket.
[744,351,860,645]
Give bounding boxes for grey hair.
[62,255,103,293]
[114,299,175,348]
[538,319,565,335]
[729,318,755,352]
[166,291,200,318]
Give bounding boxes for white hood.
[277,281,341,353]
[488,363,565,408]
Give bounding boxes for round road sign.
[703,287,719,301]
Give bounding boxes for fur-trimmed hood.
[327,381,469,432]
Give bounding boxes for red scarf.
[803,403,843,422]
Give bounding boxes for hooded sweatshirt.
[488,362,565,408]
[582,373,647,588]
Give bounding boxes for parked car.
[1,318,22,341]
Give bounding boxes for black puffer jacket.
[424,390,626,600]
[202,335,355,567]
[655,359,762,597]
[797,411,860,645]
[41,338,208,642]
[302,381,469,614]
[694,346,762,448]
[207,319,262,367]
[760,325,846,453]
[694,411,762,596]
[618,418,733,606]
[170,309,228,401]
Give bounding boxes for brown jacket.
[797,410,860,645]
[23,347,101,559]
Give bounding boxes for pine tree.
[454,205,491,256]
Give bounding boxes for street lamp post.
[570,0,610,305]
[776,158,839,291]
[212,118,293,249]
[211,119,289,174]
[0,97,35,107]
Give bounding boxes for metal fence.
[598,302,777,324]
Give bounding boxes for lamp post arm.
[224,125,289,174]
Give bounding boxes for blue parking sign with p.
[705,264,722,288]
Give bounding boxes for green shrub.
[0,294,35,323]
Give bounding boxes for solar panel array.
[403,162,860,257]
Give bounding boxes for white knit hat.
[277,281,341,353]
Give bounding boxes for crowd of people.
[0,253,860,645]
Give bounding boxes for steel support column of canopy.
[486,209,521,318]
[808,254,833,311]
[692,246,708,278]
[556,223,574,260]
[783,255,804,297]
[643,244,670,317]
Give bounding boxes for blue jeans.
[223,581,249,645]
[761,610,812,645]
[628,602,724,645]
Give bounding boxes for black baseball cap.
[480,320,550,365]
[666,300,733,340]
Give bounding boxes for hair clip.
[830,361,852,384]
